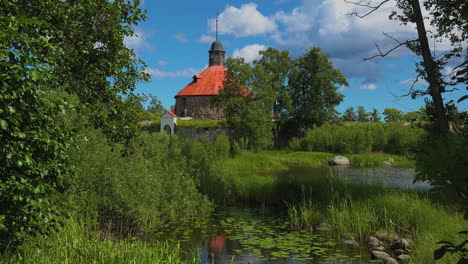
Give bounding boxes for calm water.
[318,166,430,191]
[157,166,425,264]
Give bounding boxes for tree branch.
[345,0,390,18]
[364,39,417,61]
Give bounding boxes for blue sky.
[129,0,467,114]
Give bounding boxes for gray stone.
[343,239,359,248]
[371,250,390,260]
[384,257,398,264]
[383,161,392,166]
[372,246,385,251]
[315,223,331,232]
[329,156,350,166]
[391,238,413,250]
[397,254,411,261]
[368,236,382,248]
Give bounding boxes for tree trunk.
[410,0,450,135]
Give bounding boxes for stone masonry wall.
[174,95,224,120]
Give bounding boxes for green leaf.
[0,119,7,130]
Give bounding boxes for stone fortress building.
[160,40,227,134]
[173,40,227,120]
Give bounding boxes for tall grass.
[223,150,413,170]
[0,218,198,264]
[290,122,425,155]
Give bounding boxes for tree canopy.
[0,0,147,249]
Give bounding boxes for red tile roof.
[175,65,226,96]
[165,110,177,117]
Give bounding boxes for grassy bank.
[286,177,466,264]
[0,219,198,264]
[223,150,413,170]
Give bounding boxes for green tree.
[253,48,292,145]
[350,0,467,135]
[289,47,348,131]
[370,108,381,122]
[0,0,147,249]
[357,106,369,122]
[147,95,165,115]
[215,57,274,151]
[383,108,404,122]
[343,107,356,121]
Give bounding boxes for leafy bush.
[290,123,425,155]
[69,129,213,234]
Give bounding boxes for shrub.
[292,123,425,155]
[69,129,213,235]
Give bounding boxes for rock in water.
[368,236,382,248]
[398,254,411,261]
[329,156,350,166]
[371,250,390,260]
[384,257,398,264]
[343,239,359,248]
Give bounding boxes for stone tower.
[208,40,226,66]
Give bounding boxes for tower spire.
[216,12,219,41]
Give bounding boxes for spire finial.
[216,12,219,41]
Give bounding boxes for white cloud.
[209,3,277,37]
[359,83,377,90]
[274,8,313,32]
[156,60,168,67]
[199,34,215,43]
[400,78,428,86]
[145,67,203,80]
[123,30,152,50]
[174,33,188,43]
[232,44,268,63]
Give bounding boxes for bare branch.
[364,40,417,61]
[345,0,390,18]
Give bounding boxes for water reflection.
[329,167,430,191]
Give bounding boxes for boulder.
[391,238,413,250]
[329,156,350,166]
[397,254,411,262]
[384,257,398,264]
[368,236,383,249]
[343,239,359,248]
[371,250,390,260]
[314,223,331,232]
[383,161,392,166]
[372,246,386,251]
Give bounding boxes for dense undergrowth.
[0,218,198,264]
[289,122,425,155]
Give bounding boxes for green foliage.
[343,107,355,121]
[177,119,228,128]
[289,47,347,130]
[0,2,73,249]
[70,129,213,234]
[290,123,425,155]
[356,106,369,122]
[0,218,197,264]
[415,134,468,215]
[1,0,148,250]
[215,57,274,151]
[383,108,404,122]
[371,108,381,122]
[433,231,468,263]
[213,133,231,159]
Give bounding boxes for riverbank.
[223,150,414,171]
